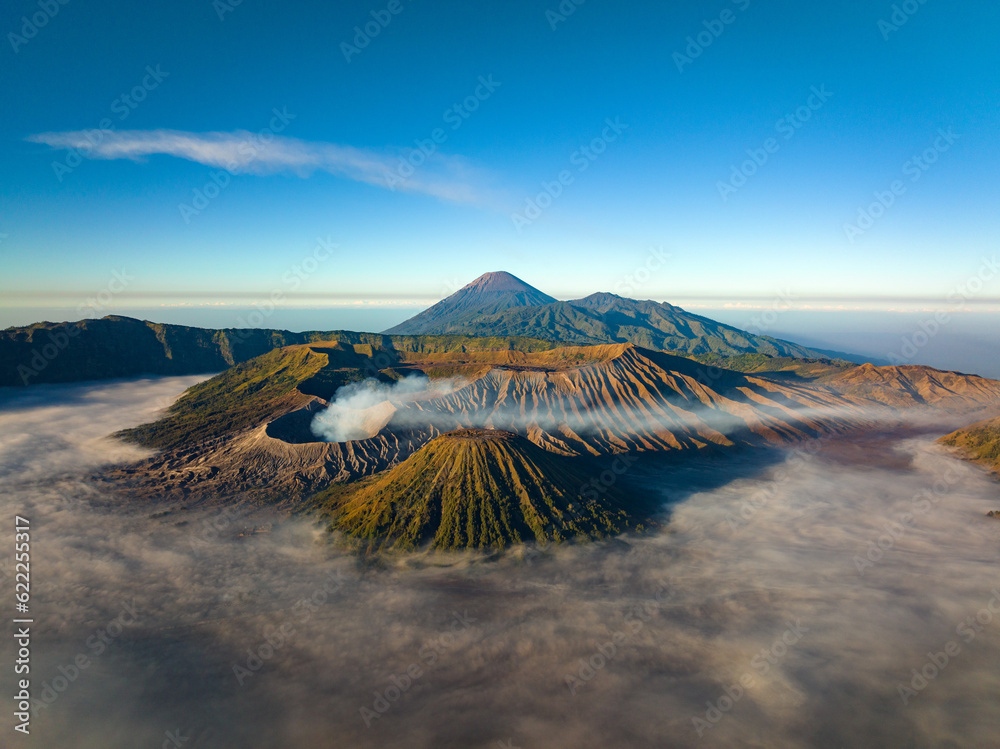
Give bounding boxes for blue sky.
[2,0,999,327]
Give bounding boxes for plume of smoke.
[308,369,878,446]
[309,375,466,442]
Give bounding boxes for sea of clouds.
[1,377,998,748]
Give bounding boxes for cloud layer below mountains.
[1,377,999,748]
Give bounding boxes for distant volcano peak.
[460,271,551,296]
[383,271,556,335]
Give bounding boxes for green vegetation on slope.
[689,352,855,381]
[115,345,330,449]
[313,429,642,551]
[387,291,828,359]
[941,417,1000,474]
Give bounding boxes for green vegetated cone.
[326,428,636,551]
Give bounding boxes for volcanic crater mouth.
[439,427,517,442]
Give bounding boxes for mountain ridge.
[0,315,557,387]
[940,416,1000,475]
[101,339,1000,536]
[385,272,839,359]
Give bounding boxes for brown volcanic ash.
[828,362,1000,410]
[104,344,1000,503]
[391,345,873,454]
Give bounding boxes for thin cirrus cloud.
[26,128,488,205]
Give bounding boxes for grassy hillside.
[690,352,855,380]
[313,429,642,551]
[115,345,331,450]
[941,416,1000,474]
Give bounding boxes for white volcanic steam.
[309,375,466,442]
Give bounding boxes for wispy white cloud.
[27,129,487,204]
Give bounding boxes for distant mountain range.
[386,271,855,360]
[0,272,867,387]
[0,315,554,387]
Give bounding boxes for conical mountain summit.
[382,272,557,335]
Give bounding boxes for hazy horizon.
[5,303,999,379]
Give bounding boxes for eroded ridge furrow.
[106,344,998,501]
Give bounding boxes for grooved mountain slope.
[829,363,1000,410]
[391,345,870,456]
[107,342,892,502]
[316,429,638,550]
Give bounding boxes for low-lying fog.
[1,377,998,748]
